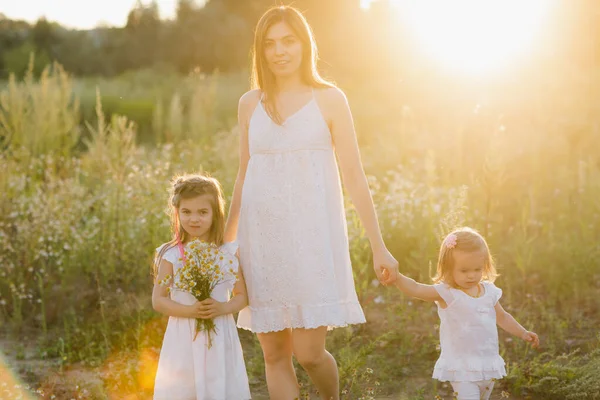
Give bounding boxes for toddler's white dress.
[433,281,507,382]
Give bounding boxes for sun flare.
[396,0,553,74]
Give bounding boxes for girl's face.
[178,194,213,242]
[263,21,303,78]
[451,250,485,289]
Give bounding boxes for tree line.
[0,0,597,79]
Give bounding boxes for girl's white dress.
[237,91,366,333]
[433,281,507,382]
[153,242,251,400]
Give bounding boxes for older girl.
[153,174,251,400]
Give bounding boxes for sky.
[0,0,388,29]
[0,0,185,29]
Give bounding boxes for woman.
[224,6,399,399]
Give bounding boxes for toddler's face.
[451,250,485,289]
[178,194,213,242]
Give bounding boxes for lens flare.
[1,353,35,400]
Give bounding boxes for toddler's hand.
[381,268,389,282]
[374,248,399,286]
[523,331,540,348]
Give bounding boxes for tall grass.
[1,64,599,398]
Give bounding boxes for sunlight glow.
[0,353,35,399]
[398,0,553,74]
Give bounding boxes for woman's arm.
[152,259,195,318]
[495,302,540,347]
[322,87,399,284]
[197,267,249,318]
[223,90,258,242]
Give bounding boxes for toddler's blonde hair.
[433,227,498,287]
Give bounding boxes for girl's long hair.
[153,174,226,278]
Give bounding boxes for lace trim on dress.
[433,355,506,382]
[237,301,365,333]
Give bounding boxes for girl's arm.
[223,90,258,242]
[495,302,540,347]
[196,267,249,318]
[393,273,444,304]
[152,259,195,318]
[322,87,399,285]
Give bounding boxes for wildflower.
[168,239,236,348]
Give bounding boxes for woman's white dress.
[237,91,366,333]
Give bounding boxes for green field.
[1,64,599,399]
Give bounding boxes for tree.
[124,0,162,69]
[2,41,51,78]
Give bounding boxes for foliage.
[0,60,599,398]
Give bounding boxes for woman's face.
[263,21,303,78]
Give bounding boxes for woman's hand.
[373,247,399,286]
[188,298,229,319]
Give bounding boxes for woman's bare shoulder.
[239,89,262,109]
[238,89,262,124]
[314,86,349,112]
[315,85,346,101]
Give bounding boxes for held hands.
[373,248,399,286]
[522,330,540,348]
[188,298,229,319]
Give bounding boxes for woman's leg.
[292,327,339,400]
[257,329,299,400]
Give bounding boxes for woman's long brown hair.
[251,5,335,124]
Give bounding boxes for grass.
[0,63,599,399]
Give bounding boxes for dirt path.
[2,336,525,400]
